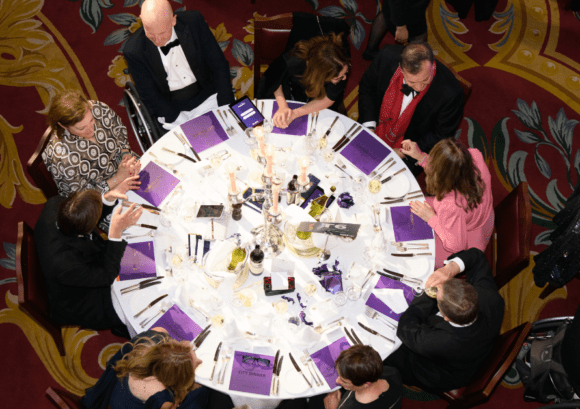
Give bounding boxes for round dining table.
[111,100,435,408]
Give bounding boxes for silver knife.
[381,168,406,184]
[334,125,362,151]
[358,322,395,345]
[121,276,163,294]
[344,327,357,345]
[391,252,432,257]
[334,164,353,180]
[271,350,280,395]
[193,324,211,347]
[381,194,424,204]
[332,123,357,150]
[209,342,222,381]
[289,353,312,388]
[351,328,363,345]
[275,356,284,395]
[134,294,168,318]
[161,147,197,163]
[322,116,339,140]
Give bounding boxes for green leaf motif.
[491,117,510,181]
[534,230,553,246]
[4,242,15,260]
[574,149,580,179]
[303,0,319,11]
[218,40,230,53]
[466,117,489,161]
[0,259,15,270]
[512,99,542,130]
[548,108,578,154]
[81,0,104,33]
[319,6,348,18]
[109,13,137,26]
[514,129,541,144]
[341,0,358,14]
[98,0,114,8]
[507,150,527,187]
[534,149,551,179]
[0,278,17,285]
[104,28,131,46]
[230,66,240,79]
[350,19,365,50]
[355,11,375,24]
[232,39,254,67]
[123,0,140,6]
[546,179,566,212]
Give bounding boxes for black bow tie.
[401,83,418,98]
[160,39,180,55]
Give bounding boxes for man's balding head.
[140,0,176,47]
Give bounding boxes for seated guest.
[401,138,493,268]
[82,328,209,409]
[34,178,142,337]
[124,0,234,130]
[308,345,402,409]
[258,33,351,129]
[358,41,464,175]
[384,248,505,392]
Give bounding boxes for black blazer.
[124,10,234,123]
[395,248,505,392]
[34,196,127,329]
[358,45,464,154]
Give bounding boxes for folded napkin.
[203,240,238,278]
[373,288,409,314]
[313,260,343,294]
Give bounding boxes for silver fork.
[123,230,156,240]
[370,158,393,178]
[218,347,233,385]
[223,110,238,135]
[216,110,233,136]
[303,350,324,387]
[299,355,319,386]
[149,153,180,175]
[364,306,397,330]
[140,306,167,328]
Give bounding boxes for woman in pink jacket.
[401,138,494,268]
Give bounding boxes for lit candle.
[225,162,237,194]
[298,156,309,184]
[272,181,281,214]
[252,126,264,139]
[265,144,275,176]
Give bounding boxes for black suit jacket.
[34,196,127,329]
[358,45,464,154]
[124,10,234,123]
[394,248,505,392]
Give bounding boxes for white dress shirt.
[363,79,414,129]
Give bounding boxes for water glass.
[273,299,289,314]
[263,118,274,134]
[159,205,176,227]
[333,291,347,307]
[304,281,318,296]
[346,285,362,301]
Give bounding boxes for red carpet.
[1,0,579,407]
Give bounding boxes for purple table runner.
[150,305,203,342]
[272,101,308,135]
[134,161,180,207]
[229,351,275,396]
[365,276,414,321]
[119,241,156,281]
[310,337,350,389]
[180,111,229,153]
[390,205,434,242]
[340,130,391,175]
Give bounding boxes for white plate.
[194,353,214,380]
[316,116,346,146]
[283,367,310,394]
[382,173,410,198]
[153,138,187,164]
[129,287,160,315]
[399,257,431,278]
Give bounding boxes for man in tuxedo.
[34,178,142,337]
[384,248,505,392]
[358,42,464,175]
[124,0,234,130]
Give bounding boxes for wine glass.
[333,291,347,307]
[304,280,318,296]
[263,118,274,134]
[352,174,367,202]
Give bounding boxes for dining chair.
[487,182,532,289]
[16,221,66,356]
[46,387,82,409]
[434,56,473,107]
[27,127,59,199]
[437,321,533,408]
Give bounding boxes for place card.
[229,351,275,395]
[150,304,204,342]
[310,337,351,389]
[365,276,414,321]
[134,161,180,207]
[339,130,391,175]
[272,101,308,135]
[180,111,229,153]
[118,241,156,281]
[390,206,434,242]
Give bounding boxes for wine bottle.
[249,244,265,276]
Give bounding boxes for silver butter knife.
[391,252,432,257]
[134,294,168,318]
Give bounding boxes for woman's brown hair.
[57,190,103,235]
[114,337,196,406]
[425,138,485,211]
[292,33,350,100]
[46,89,91,138]
[334,344,383,386]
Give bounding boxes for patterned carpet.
[0,0,579,407]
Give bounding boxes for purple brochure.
[390,205,434,242]
[119,241,156,281]
[310,337,351,389]
[272,101,308,135]
[229,351,274,395]
[365,276,414,321]
[180,111,229,153]
[134,161,180,207]
[340,130,391,175]
[150,304,203,342]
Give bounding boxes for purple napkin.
[180,111,229,153]
[390,206,434,242]
[119,241,156,281]
[340,130,391,175]
[310,337,351,389]
[150,304,203,342]
[365,276,414,321]
[321,275,343,294]
[272,101,308,135]
[229,351,274,395]
[134,161,180,207]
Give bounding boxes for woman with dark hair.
[82,328,209,409]
[401,138,494,268]
[257,33,351,129]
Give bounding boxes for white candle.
[272,181,281,214]
[265,145,275,176]
[253,127,266,156]
[225,162,237,194]
[298,156,309,184]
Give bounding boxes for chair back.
[27,127,59,199]
[492,182,532,289]
[16,221,66,356]
[46,387,82,409]
[122,81,160,154]
[439,322,533,408]
[434,57,472,107]
[253,13,293,97]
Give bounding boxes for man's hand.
[108,203,143,239]
[273,106,293,128]
[104,175,141,202]
[409,200,435,222]
[395,26,409,44]
[324,390,341,409]
[400,139,423,161]
[426,261,460,288]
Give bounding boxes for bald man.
[124,0,234,130]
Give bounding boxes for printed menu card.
[150,305,203,342]
[229,351,275,395]
[310,337,350,389]
[118,241,156,281]
[134,161,180,207]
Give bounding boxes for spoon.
[319,235,331,260]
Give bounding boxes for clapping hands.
[118,155,141,179]
[104,175,141,202]
[109,203,143,239]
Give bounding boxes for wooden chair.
[435,56,472,107]
[487,182,532,289]
[46,387,82,409]
[437,322,533,408]
[253,13,293,97]
[16,221,66,356]
[27,127,59,199]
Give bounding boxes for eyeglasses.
[242,355,271,367]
